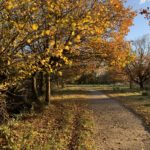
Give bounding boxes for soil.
[87,91,150,150]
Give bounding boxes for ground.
[88,90,150,150]
[1,85,150,149]
[54,85,150,149]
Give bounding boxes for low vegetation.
[0,86,96,149]
[0,94,94,150]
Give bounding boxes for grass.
[0,87,95,150]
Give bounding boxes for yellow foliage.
[50,41,55,47]
[71,31,75,36]
[27,39,31,43]
[65,46,69,50]
[45,30,51,35]
[58,71,62,76]
[32,24,39,30]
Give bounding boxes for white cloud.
[140,0,150,4]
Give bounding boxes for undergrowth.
[0,102,94,150]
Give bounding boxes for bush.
[142,91,149,96]
[113,86,121,91]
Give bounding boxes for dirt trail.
[87,90,150,150]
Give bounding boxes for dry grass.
[52,85,104,101]
[0,86,95,150]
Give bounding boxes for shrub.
[113,86,120,91]
[142,91,149,96]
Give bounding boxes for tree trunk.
[56,76,60,88]
[139,81,144,90]
[61,79,64,89]
[45,73,51,105]
[38,72,44,96]
[129,79,133,89]
[32,73,40,103]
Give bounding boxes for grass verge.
[0,87,94,150]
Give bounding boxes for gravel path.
[87,91,150,150]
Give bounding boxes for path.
[87,91,150,150]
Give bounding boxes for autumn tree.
[126,35,150,90]
[0,0,135,110]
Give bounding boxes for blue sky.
[125,0,150,41]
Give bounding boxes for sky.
[125,0,150,41]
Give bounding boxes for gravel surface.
[87,91,150,150]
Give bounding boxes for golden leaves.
[71,31,75,36]
[76,35,80,40]
[74,35,81,43]
[27,39,31,44]
[68,42,72,45]
[49,41,55,47]
[7,60,11,65]
[71,23,76,29]
[65,46,69,50]
[42,30,51,36]
[40,60,46,65]
[6,1,14,9]
[58,71,62,76]
[45,30,51,35]
[32,24,38,30]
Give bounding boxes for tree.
[0,0,135,107]
[126,35,150,90]
[141,7,150,25]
